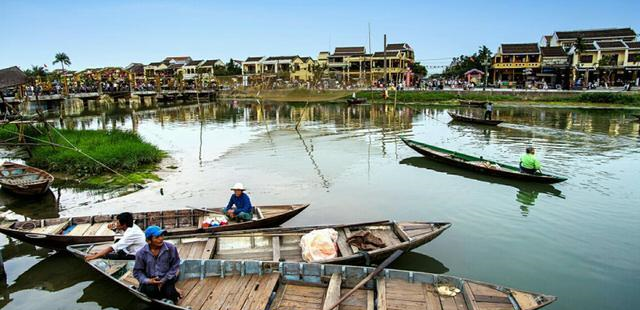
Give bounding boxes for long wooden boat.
[68,246,557,310]
[83,220,451,266]
[0,162,54,195]
[347,97,368,105]
[448,111,503,126]
[402,138,567,184]
[459,100,488,107]
[0,204,308,250]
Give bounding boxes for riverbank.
[0,128,165,189]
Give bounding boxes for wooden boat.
[0,204,308,250]
[67,246,557,310]
[402,138,567,184]
[347,97,367,104]
[0,162,54,195]
[448,112,503,126]
[83,220,451,265]
[459,100,488,107]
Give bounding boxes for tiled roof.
[334,47,366,55]
[148,62,163,66]
[501,43,540,54]
[386,43,412,51]
[541,46,567,57]
[187,60,204,66]
[596,40,627,49]
[245,57,264,62]
[627,42,640,49]
[555,28,636,40]
[266,56,299,61]
[202,59,223,66]
[373,51,400,57]
[300,57,313,62]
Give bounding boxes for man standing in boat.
[519,146,542,174]
[223,183,253,221]
[484,102,493,120]
[85,212,145,261]
[133,226,181,304]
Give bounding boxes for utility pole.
[368,22,372,88]
[482,59,490,91]
[383,34,387,86]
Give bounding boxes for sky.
[2,0,639,73]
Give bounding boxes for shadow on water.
[0,251,145,309]
[399,156,564,215]
[0,189,59,219]
[390,251,449,274]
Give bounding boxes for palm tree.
[52,52,71,72]
[28,65,47,78]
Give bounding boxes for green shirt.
[520,153,541,170]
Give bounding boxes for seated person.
[133,226,181,304]
[519,146,541,174]
[85,212,145,261]
[223,183,253,221]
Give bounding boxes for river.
[1,100,639,310]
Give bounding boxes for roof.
[168,63,184,69]
[386,43,412,51]
[333,47,366,56]
[299,57,313,62]
[163,56,191,62]
[555,28,636,40]
[126,63,145,74]
[245,56,264,62]
[541,46,567,57]
[202,59,223,66]
[627,42,640,49]
[595,40,627,49]
[148,62,163,66]
[464,68,484,75]
[0,66,27,89]
[372,51,400,57]
[187,60,204,66]
[500,43,540,54]
[265,56,299,61]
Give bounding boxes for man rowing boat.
[519,146,542,174]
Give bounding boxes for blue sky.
[1,0,639,73]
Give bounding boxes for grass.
[0,127,165,187]
[355,90,640,105]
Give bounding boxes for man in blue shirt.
[223,183,253,221]
[133,226,181,304]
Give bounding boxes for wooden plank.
[454,292,469,310]
[186,241,207,259]
[202,275,254,310]
[511,291,538,310]
[474,295,511,304]
[176,278,200,298]
[177,242,193,258]
[82,222,105,236]
[241,273,280,310]
[273,236,281,262]
[343,228,360,253]
[406,228,434,238]
[392,222,411,242]
[462,283,480,310]
[95,222,116,236]
[337,230,354,257]
[467,282,508,298]
[323,273,342,310]
[32,221,68,235]
[376,278,387,310]
[179,277,219,309]
[219,274,257,310]
[440,295,458,310]
[256,207,265,219]
[200,238,217,259]
[119,270,139,288]
[424,284,444,310]
[366,290,374,310]
[67,223,91,236]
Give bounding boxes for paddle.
[325,249,404,310]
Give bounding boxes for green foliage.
[576,92,640,104]
[0,128,164,176]
[53,52,71,71]
[442,46,492,78]
[410,62,427,77]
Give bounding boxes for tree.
[573,36,587,85]
[442,45,492,78]
[598,55,617,86]
[311,63,328,85]
[409,62,427,77]
[25,65,47,79]
[225,59,242,75]
[53,52,71,72]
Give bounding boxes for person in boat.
[85,212,145,261]
[133,226,181,304]
[484,102,493,120]
[223,183,253,221]
[519,146,542,174]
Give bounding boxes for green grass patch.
[0,127,165,181]
[84,171,162,188]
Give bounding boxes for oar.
[325,249,404,310]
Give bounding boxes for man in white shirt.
[85,212,146,261]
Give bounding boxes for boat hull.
[0,162,54,196]
[402,139,566,184]
[448,112,503,126]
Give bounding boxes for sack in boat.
[300,228,338,263]
[346,231,386,251]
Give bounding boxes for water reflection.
[0,190,58,219]
[390,251,449,274]
[399,156,564,215]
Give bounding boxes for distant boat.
[0,162,54,195]
[67,247,558,310]
[0,204,309,250]
[347,97,367,104]
[402,138,567,184]
[458,100,488,107]
[448,111,504,126]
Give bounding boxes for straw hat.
[231,183,245,191]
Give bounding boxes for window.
[579,55,593,63]
[628,53,640,63]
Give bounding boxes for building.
[570,40,640,86]
[492,43,541,87]
[241,55,317,85]
[539,47,569,88]
[543,28,637,49]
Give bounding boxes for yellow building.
[571,40,640,85]
[492,43,541,87]
[241,55,317,85]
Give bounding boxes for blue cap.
[144,225,166,239]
